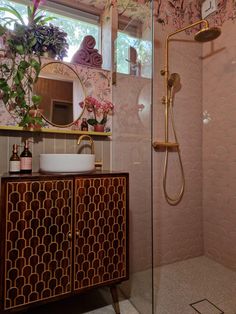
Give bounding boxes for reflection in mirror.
[34,62,85,127]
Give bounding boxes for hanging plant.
[0,0,69,128]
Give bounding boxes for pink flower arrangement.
[80,96,114,126]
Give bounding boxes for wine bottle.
[20,140,32,174]
[9,144,20,174]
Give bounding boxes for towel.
[71,48,90,65]
[71,35,103,68]
[81,35,96,52]
[90,51,103,68]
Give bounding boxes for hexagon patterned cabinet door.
[74,175,129,291]
[1,179,73,310]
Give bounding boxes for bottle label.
[20,157,32,170]
[9,161,20,172]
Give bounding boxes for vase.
[94,124,105,132]
[29,108,42,118]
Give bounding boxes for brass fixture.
[155,19,221,206]
[194,26,221,42]
[167,73,181,89]
[153,142,179,149]
[95,161,103,168]
[77,135,95,154]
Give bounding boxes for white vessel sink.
[40,154,95,173]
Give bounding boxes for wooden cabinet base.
[0,172,129,313]
[110,285,121,314]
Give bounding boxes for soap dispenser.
[9,144,20,174]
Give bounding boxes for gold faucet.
[77,135,95,154]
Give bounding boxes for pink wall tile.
[203,19,236,271]
[153,24,203,266]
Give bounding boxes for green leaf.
[15,44,24,54]
[0,5,25,25]
[19,60,30,70]
[0,78,7,87]
[29,37,37,47]
[29,59,41,76]
[33,15,56,25]
[27,5,33,20]
[32,94,42,105]
[16,69,24,81]
[100,117,107,125]
[87,118,98,126]
[0,25,6,36]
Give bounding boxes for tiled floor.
[154,256,236,314]
[23,256,236,314]
[24,287,138,314]
[87,300,139,314]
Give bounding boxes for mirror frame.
[36,61,86,128]
[0,58,112,136]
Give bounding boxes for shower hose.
[163,90,185,206]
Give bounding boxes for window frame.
[2,0,102,51]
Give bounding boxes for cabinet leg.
[110,285,121,314]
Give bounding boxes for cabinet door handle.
[76,231,79,238]
[68,233,72,240]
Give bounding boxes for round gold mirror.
[34,61,86,127]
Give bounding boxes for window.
[116,31,152,78]
[0,0,100,62]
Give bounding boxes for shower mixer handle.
[161,96,168,105]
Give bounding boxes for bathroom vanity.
[0,171,129,313]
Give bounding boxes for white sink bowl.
[40,154,95,173]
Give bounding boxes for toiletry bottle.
[81,118,88,131]
[20,140,32,173]
[9,144,20,174]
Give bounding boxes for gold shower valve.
[160,69,166,76]
[161,96,167,105]
[152,141,179,150]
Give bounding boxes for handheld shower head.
[168,73,181,89]
[194,26,221,42]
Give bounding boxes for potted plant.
[80,96,114,132]
[0,1,68,60]
[0,0,69,128]
[30,23,68,60]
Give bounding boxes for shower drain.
[190,299,224,314]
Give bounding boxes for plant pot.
[29,108,42,118]
[43,50,56,59]
[94,124,105,132]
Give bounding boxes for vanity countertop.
[1,170,129,180]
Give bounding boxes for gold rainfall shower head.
[194,26,221,42]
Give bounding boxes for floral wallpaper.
[154,0,236,30]
[154,0,201,29]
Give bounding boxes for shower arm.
[161,19,209,143]
[153,19,211,148]
[163,19,209,81]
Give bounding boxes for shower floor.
[154,256,236,314]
